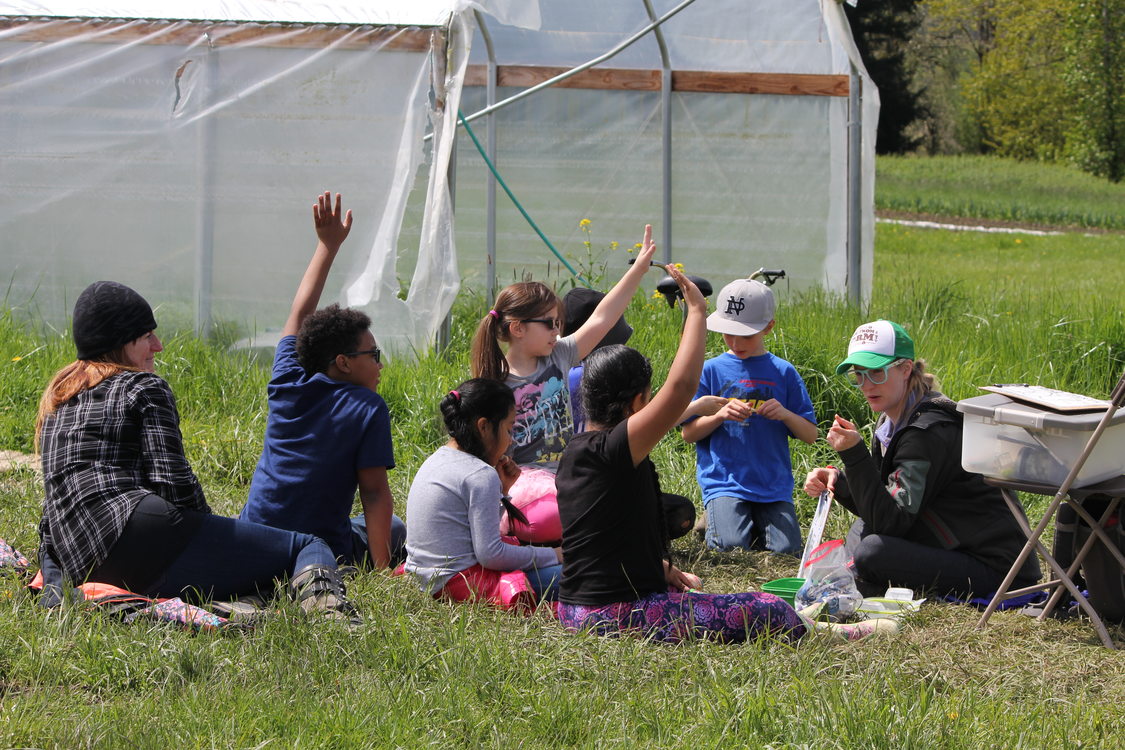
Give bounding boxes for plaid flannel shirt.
[39,371,210,580]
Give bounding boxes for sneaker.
[289,565,363,628]
[815,617,900,641]
[210,594,271,626]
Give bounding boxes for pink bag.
[499,466,563,544]
[436,563,538,613]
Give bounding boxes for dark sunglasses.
[342,348,381,364]
[521,317,562,331]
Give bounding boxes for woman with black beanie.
[35,280,358,623]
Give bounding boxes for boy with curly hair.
[240,192,405,569]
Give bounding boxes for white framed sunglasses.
[846,358,909,387]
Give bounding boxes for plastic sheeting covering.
[0,16,441,354]
[0,0,539,29]
[1,0,877,358]
[449,0,876,301]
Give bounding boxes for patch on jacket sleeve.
[885,459,931,515]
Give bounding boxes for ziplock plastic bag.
[795,540,862,618]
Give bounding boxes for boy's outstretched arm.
[357,466,394,570]
[282,191,353,337]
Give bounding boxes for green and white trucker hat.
[835,320,915,374]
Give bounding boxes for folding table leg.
[977,490,1118,649]
[1040,498,1122,619]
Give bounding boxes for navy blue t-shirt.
[241,335,394,558]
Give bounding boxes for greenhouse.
[0,0,877,355]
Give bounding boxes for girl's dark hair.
[470,281,562,381]
[296,304,371,375]
[440,378,526,525]
[582,345,653,429]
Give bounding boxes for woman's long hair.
[582,345,653,429]
[470,282,562,381]
[439,378,527,525]
[35,348,138,451]
[904,358,938,404]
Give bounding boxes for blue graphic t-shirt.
[689,351,815,506]
[506,336,580,467]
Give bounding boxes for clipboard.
[980,384,1111,413]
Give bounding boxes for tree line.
[845,0,1124,182]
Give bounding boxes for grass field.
[876,155,1125,230]
[2,174,1125,747]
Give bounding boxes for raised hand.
[313,191,353,251]
[666,263,705,313]
[634,224,657,267]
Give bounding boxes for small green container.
[761,577,805,606]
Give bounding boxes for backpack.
[1069,497,1125,623]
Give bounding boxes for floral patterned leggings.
[557,589,806,644]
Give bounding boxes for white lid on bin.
[957,393,1125,431]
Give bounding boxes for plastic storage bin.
[957,393,1125,488]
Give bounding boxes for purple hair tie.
[488,310,499,319]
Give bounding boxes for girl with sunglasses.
[469,225,659,545]
[803,320,1039,598]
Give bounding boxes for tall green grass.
[1,223,1124,748]
[877,154,1125,230]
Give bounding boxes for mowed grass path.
[877,154,1125,231]
[2,182,1124,747]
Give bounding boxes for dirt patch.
[876,209,1121,235]
[0,450,38,474]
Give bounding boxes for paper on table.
[980,384,1111,413]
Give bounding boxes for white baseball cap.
[706,279,776,336]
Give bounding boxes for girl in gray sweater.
[404,379,563,609]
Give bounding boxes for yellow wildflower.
[633,242,643,250]
[673,262,684,271]
[579,218,591,228]
[11,356,22,362]
[651,290,663,300]
[610,241,619,250]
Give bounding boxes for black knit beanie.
[72,281,158,360]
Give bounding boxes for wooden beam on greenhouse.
[464,65,849,97]
[464,65,661,91]
[673,71,849,97]
[0,18,435,52]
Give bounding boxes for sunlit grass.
[877,154,1125,230]
[1,219,1124,747]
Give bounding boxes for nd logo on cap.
[706,278,776,336]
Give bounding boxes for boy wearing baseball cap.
[681,278,817,554]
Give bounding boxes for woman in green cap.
[803,320,1039,598]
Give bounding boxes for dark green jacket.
[834,394,1039,579]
